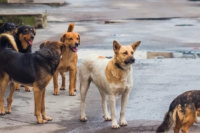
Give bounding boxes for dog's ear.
[113,40,121,53]
[78,34,80,45]
[14,28,18,34]
[131,41,141,50]
[59,42,66,52]
[33,27,36,35]
[60,34,66,42]
[40,41,48,48]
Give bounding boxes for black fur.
[0,22,17,35]
[0,40,62,86]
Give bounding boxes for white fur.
[79,54,133,128]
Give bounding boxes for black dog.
[0,22,18,35]
[0,33,65,124]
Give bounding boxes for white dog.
[79,40,141,128]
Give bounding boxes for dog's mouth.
[69,45,78,52]
[24,38,33,45]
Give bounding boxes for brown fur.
[172,104,197,133]
[53,23,80,96]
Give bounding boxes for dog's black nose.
[31,35,34,40]
[125,57,135,64]
[75,43,79,47]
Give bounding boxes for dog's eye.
[23,30,28,34]
[68,38,73,41]
[131,51,133,55]
[123,51,128,55]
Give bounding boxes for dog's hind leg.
[41,88,52,121]
[6,82,15,114]
[109,95,119,129]
[33,85,47,124]
[99,90,111,121]
[0,73,9,115]
[80,78,91,122]
[60,72,66,90]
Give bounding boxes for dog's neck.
[106,59,131,83]
[115,62,124,70]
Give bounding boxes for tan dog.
[53,23,80,96]
[79,40,141,128]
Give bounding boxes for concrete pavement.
[1,0,200,132]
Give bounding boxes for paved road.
[1,0,200,132]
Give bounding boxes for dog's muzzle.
[124,57,135,64]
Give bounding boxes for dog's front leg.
[6,82,15,114]
[69,68,76,96]
[53,70,60,95]
[120,89,130,126]
[109,95,119,129]
[33,86,47,124]
[41,88,52,121]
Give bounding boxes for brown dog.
[53,23,80,96]
[0,33,64,123]
[156,90,200,133]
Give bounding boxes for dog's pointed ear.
[113,40,121,53]
[60,34,66,42]
[33,27,36,35]
[40,41,48,48]
[131,41,141,50]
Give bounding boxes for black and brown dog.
[0,33,64,124]
[0,22,18,35]
[156,90,200,133]
[0,23,36,91]
[14,25,36,91]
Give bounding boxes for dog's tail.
[67,23,74,32]
[0,33,18,52]
[156,110,174,133]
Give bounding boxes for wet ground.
[1,0,200,132]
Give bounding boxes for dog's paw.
[37,119,48,124]
[5,109,11,114]
[25,87,31,92]
[103,115,112,121]
[15,87,20,90]
[60,87,65,90]
[0,108,5,115]
[80,116,87,122]
[53,90,60,95]
[111,123,120,129]
[69,91,76,96]
[43,115,52,121]
[120,120,128,126]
